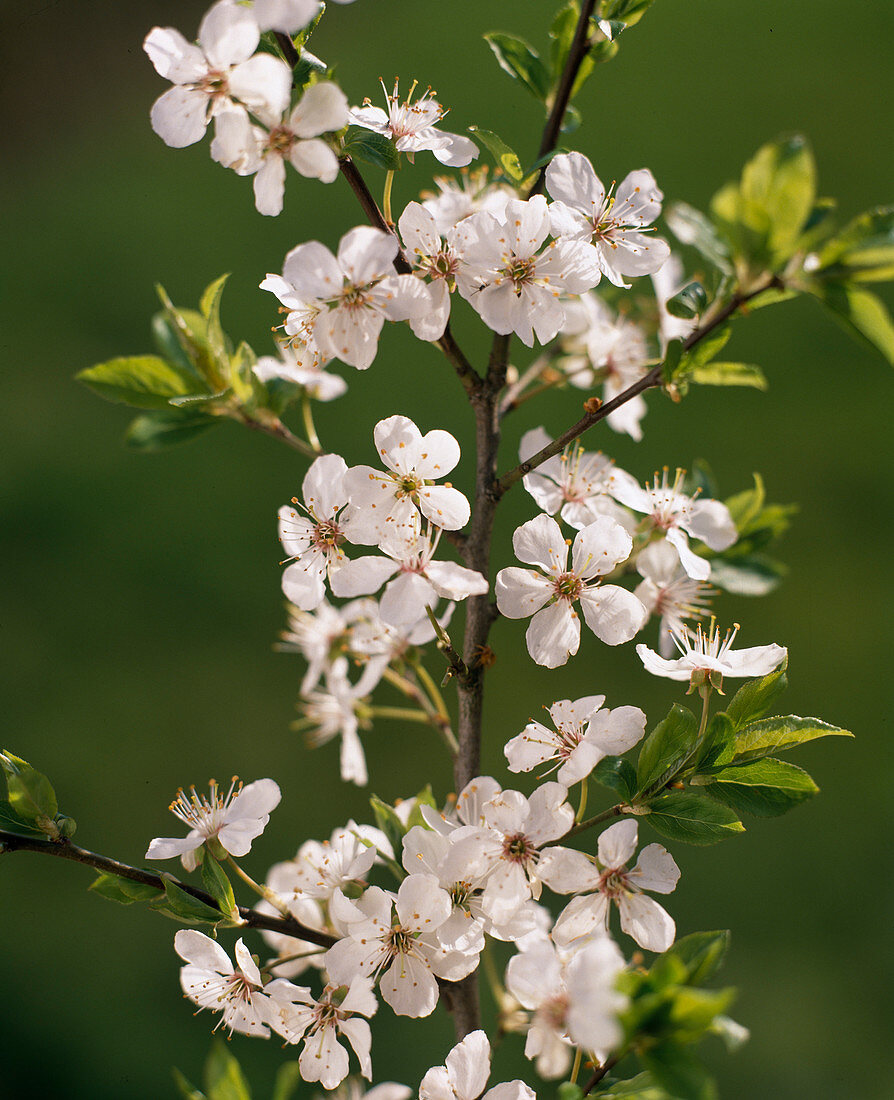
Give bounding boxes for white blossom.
[505,695,646,787]
[610,467,738,581]
[518,426,635,532]
[250,0,321,34]
[298,657,372,786]
[637,621,787,687]
[495,513,647,668]
[397,202,468,341]
[324,878,456,1017]
[505,939,627,1079]
[253,340,347,401]
[261,226,430,369]
[212,82,349,215]
[331,524,487,627]
[175,930,272,1037]
[327,1083,411,1100]
[542,819,681,953]
[256,884,327,979]
[350,79,478,167]
[144,1,291,149]
[344,415,470,543]
[146,777,280,870]
[279,454,358,611]
[546,151,670,287]
[419,1030,534,1100]
[280,598,384,695]
[456,196,600,346]
[634,539,712,657]
[559,292,651,440]
[421,167,514,235]
[265,976,377,1089]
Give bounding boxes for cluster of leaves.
[175,1041,301,1100]
[586,667,850,846]
[76,277,302,452]
[0,751,77,842]
[664,136,894,381]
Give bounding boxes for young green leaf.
[663,930,731,986]
[271,1063,301,1100]
[0,752,58,827]
[172,1068,206,1100]
[807,282,894,364]
[688,362,768,390]
[484,33,551,102]
[89,872,163,905]
[703,758,818,817]
[641,1042,718,1100]
[708,555,785,596]
[370,794,407,857]
[665,282,708,320]
[665,201,733,273]
[595,1072,668,1098]
[724,668,788,729]
[466,127,524,182]
[815,205,894,282]
[592,755,637,801]
[200,273,231,374]
[125,409,220,451]
[740,135,816,264]
[201,855,238,919]
[342,127,401,171]
[0,798,49,838]
[149,877,227,926]
[722,714,852,765]
[636,704,699,793]
[204,1041,252,1100]
[644,793,745,845]
[76,356,201,409]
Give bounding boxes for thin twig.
[0,831,336,948]
[239,412,319,457]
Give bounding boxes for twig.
[0,831,336,948]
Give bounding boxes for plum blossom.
[610,467,738,581]
[256,884,328,979]
[421,167,514,235]
[212,82,350,214]
[419,1030,535,1100]
[455,783,574,926]
[261,226,430,370]
[505,695,646,787]
[328,1083,411,1100]
[457,196,601,346]
[250,0,320,33]
[298,657,373,785]
[397,202,470,341]
[637,621,787,689]
[331,524,487,627]
[518,426,634,532]
[542,819,681,953]
[280,598,384,695]
[495,513,647,668]
[270,826,378,904]
[634,539,712,657]
[559,292,651,440]
[146,777,280,870]
[505,939,627,1079]
[175,930,272,1037]
[324,877,459,1017]
[344,415,470,543]
[546,151,670,286]
[144,1,291,149]
[420,775,504,836]
[265,976,377,1089]
[253,340,347,401]
[350,79,478,167]
[279,454,359,611]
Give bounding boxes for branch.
[238,411,320,457]
[273,30,300,68]
[528,0,600,197]
[494,277,781,496]
[0,831,336,948]
[583,1053,623,1094]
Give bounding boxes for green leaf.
[721,714,852,765]
[592,756,637,801]
[740,135,816,264]
[660,338,684,384]
[665,282,708,320]
[704,758,818,817]
[155,286,224,389]
[204,1041,252,1100]
[724,474,765,531]
[680,324,731,371]
[370,794,407,857]
[641,1043,718,1100]
[228,340,264,408]
[596,1072,669,1099]
[636,704,699,793]
[808,282,894,364]
[557,1084,584,1100]
[692,712,734,772]
[200,273,231,373]
[271,1063,301,1100]
[0,798,47,838]
[342,126,401,171]
[665,202,733,273]
[89,872,163,905]
[172,1068,206,1100]
[293,50,329,90]
[724,669,788,729]
[151,313,206,384]
[76,356,200,410]
[201,855,238,919]
[815,205,894,282]
[668,986,737,1040]
[484,33,550,102]
[602,0,656,28]
[467,126,523,182]
[708,554,785,596]
[663,930,731,986]
[125,409,220,452]
[149,877,226,926]
[688,361,768,390]
[404,784,438,830]
[0,752,58,826]
[645,793,744,845]
[549,4,578,79]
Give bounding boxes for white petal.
[290,82,349,137]
[630,843,681,894]
[289,139,340,184]
[546,152,605,216]
[143,27,207,82]
[536,847,599,894]
[512,514,568,574]
[150,85,208,148]
[571,516,633,578]
[579,583,647,645]
[619,893,676,952]
[494,567,554,619]
[686,498,738,551]
[665,527,711,581]
[380,954,439,1017]
[597,818,638,868]
[526,601,580,668]
[175,928,232,972]
[198,0,259,68]
[380,572,437,625]
[445,1030,491,1100]
[299,1025,350,1088]
[425,560,487,601]
[431,132,479,168]
[229,53,292,118]
[253,156,286,216]
[338,225,398,285]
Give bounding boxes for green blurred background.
[2,0,892,1096]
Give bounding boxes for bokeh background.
[2,0,892,1096]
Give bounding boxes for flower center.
[198,69,230,101]
[599,868,629,898]
[312,520,343,552]
[506,255,536,289]
[541,992,569,1031]
[266,125,295,156]
[553,571,583,600]
[387,927,415,956]
[503,832,536,865]
[555,723,584,759]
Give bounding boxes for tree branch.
[494,277,780,496]
[0,831,336,948]
[528,0,600,197]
